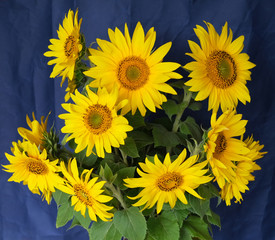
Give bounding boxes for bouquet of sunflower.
[3,9,266,240]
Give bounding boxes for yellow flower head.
[204,109,250,189]
[3,141,64,204]
[184,22,255,112]
[220,136,266,205]
[44,9,82,86]
[124,149,212,214]
[17,112,49,149]
[59,86,133,158]
[58,158,114,222]
[84,22,182,116]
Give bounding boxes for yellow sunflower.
[59,86,133,158]
[3,141,64,204]
[204,109,250,189]
[124,149,212,214]
[220,136,266,205]
[84,22,182,116]
[44,9,82,86]
[17,112,49,148]
[58,158,113,221]
[184,22,255,112]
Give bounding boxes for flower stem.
[105,182,127,209]
[167,90,192,153]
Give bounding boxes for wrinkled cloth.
[0,0,274,239]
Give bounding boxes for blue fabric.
[0,0,274,239]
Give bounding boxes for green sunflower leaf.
[119,137,139,158]
[113,206,147,240]
[74,210,92,230]
[89,219,122,240]
[187,193,211,218]
[179,116,203,142]
[183,215,212,240]
[207,210,221,229]
[113,166,136,190]
[146,211,180,240]
[53,189,70,206]
[162,99,180,120]
[125,111,145,129]
[55,200,74,228]
[152,124,181,147]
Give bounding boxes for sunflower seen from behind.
[44,9,83,87]
[59,86,133,158]
[220,135,266,205]
[3,141,64,204]
[184,22,255,112]
[58,158,114,221]
[204,109,250,189]
[84,22,182,116]
[124,149,212,214]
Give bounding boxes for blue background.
[0,0,274,239]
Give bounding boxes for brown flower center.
[83,104,112,135]
[27,159,48,175]
[215,133,227,154]
[206,51,237,88]
[117,56,149,90]
[64,35,78,58]
[74,184,93,206]
[157,172,183,192]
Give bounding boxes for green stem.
[167,90,192,153]
[105,182,127,209]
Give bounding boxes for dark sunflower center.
[64,35,77,58]
[215,133,227,154]
[157,172,183,192]
[83,104,112,135]
[74,184,93,206]
[27,159,48,175]
[117,56,150,90]
[206,51,237,88]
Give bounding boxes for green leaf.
[147,211,180,240]
[179,227,193,240]
[183,215,212,240]
[179,116,202,142]
[56,201,74,228]
[172,209,190,228]
[187,193,211,218]
[162,99,180,120]
[74,210,92,230]
[68,217,81,230]
[125,111,145,129]
[53,189,70,206]
[188,101,202,111]
[128,131,154,149]
[89,220,122,240]
[104,163,114,182]
[119,137,139,158]
[207,210,221,229]
[113,206,147,240]
[152,124,181,147]
[114,167,136,190]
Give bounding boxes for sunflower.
[3,141,64,204]
[17,112,49,149]
[124,149,212,214]
[59,86,133,158]
[184,22,255,112]
[44,9,82,86]
[84,22,182,116]
[204,109,251,189]
[58,158,113,221]
[220,136,266,205]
